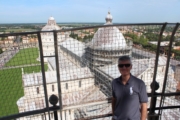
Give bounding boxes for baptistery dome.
[90,27,127,50]
[86,12,132,67]
[89,12,127,50]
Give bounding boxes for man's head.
[118,56,132,76]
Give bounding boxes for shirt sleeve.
[139,81,148,103]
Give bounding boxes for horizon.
[0,21,179,25]
[0,22,104,24]
[0,0,180,23]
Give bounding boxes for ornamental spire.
[105,11,113,25]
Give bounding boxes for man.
[112,56,148,120]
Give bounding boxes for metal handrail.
[158,23,180,117]
[53,30,63,120]
[149,23,167,114]
[0,22,175,37]
[0,23,180,120]
[1,92,180,120]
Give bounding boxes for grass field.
[5,48,40,66]
[0,68,23,117]
[0,47,48,117]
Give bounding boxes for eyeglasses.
[118,64,131,68]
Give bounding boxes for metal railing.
[0,23,180,120]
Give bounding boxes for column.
[70,109,74,120]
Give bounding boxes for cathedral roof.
[17,86,107,112]
[22,67,93,87]
[99,57,168,79]
[60,38,86,57]
[41,16,61,31]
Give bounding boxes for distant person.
[111,56,148,120]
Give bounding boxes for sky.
[0,0,180,23]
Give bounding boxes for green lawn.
[0,68,23,117]
[5,48,40,66]
[0,47,48,117]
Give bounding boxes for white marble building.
[40,17,69,62]
[17,35,108,120]
[17,46,108,119]
[85,11,132,67]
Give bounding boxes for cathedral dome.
[49,16,55,20]
[41,16,61,31]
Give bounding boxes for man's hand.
[112,97,116,120]
[111,97,116,116]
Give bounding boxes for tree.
[139,35,148,45]
[20,37,22,42]
[175,41,180,46]
[124,32,138,40]
[143,32,159,41]
[162,35,171,41]
[70,33,78,39]
[82,34,94,43]
[124,32,157,52]
[0,48,3,54]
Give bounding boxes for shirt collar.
[118,74,133,85]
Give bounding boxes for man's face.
[118,60,132,76]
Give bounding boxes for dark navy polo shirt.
[112,75,148,120]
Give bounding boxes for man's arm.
[140,103,147,120]
[112,97,116,116]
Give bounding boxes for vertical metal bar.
[44,112,47,120]
[37,32,50,120]
[53,30,63,120]
[54,110,58,120]
[158,23,179,115]
[149,23,167,114]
